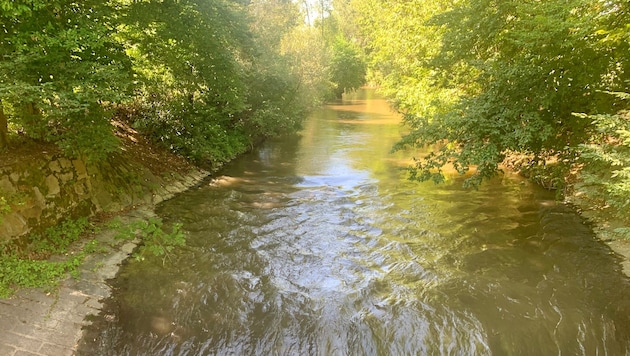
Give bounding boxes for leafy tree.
[571,0,630,234]
[575,98,630,229]
[116,0,315,165]
[353,0,629,187]
[329,37,366,98]
[249,0,301,48]
[401,0,610,186]
[0,0,133,159]
[0,0,329,164]
[116,0,254,164]
[281,24,335,104]
[241,0,309,138]
[352,0,452,113]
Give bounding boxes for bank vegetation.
[0,0,366,296]
[333,0,629,239]
[1,0,629,295]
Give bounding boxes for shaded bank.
[0,132,207,244]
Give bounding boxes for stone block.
[0,175,17,194]
[0,213,28,239]
[45,175,60,198]
[31,187,45,207]
[58,158,72,170]
[40,342,73,356]
[72,159,88,180]
[3,332,43,353]
[48,160,62,173]
[58,172,75,184]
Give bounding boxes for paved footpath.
[0,171,209,355]
[0,213,144,356]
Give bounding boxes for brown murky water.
[79,89,630,355]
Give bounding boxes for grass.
[0,214,187,298]
[0,217,98,298]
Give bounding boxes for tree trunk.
[0,101,8,149]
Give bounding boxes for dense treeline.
[7,1,626,235]
[0,0,368,296]
[0,0,366,166]
[331,0,629,236]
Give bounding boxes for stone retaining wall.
[0,153,207,243]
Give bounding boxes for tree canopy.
[0,0,362,164]
[349,0,629,186]
[0,0,132,159]
[344,0,629,234]
[9,0,628,229]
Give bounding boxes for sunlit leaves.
[354,0,629,187]
[329,37,366,98]
[0,0,133,159]
[576,106,630,222]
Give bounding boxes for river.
[79,88,630,355]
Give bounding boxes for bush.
[574,95,630,238]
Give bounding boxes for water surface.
[79,89,630,355]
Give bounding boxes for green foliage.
[0,214,186,297]
[0,0,134,160]
[1,0,319,165]
[114,217,186,264]
[352,0,630,188]
[399,0,607,186]
[29,217,92,255]
[121,0,250,110]
[114,0,313,165]
[0,254,83,298]
[128,99,249,166]
[329,38,367,98]
[0,216,96,298]
[241,60,307,138]
[574,99,630,237]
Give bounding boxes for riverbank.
[0,133,628,354]
[0,124,214,354]
[0,167,208,355]
[502,154,630,276]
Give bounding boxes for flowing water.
[79,89,630,355]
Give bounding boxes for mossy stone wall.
[0,153,201,243]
